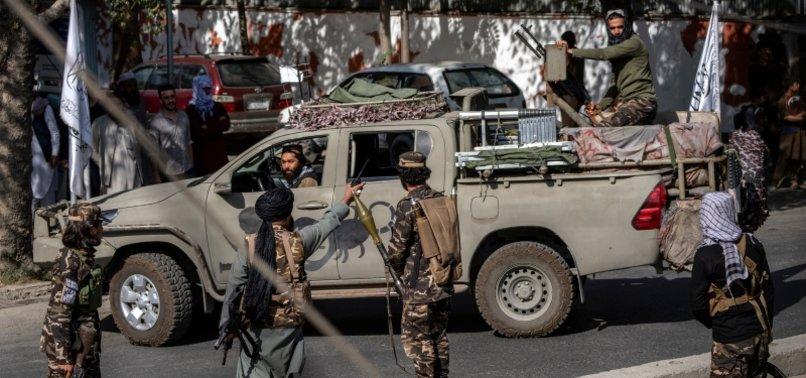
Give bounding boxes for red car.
[132,54,292,135]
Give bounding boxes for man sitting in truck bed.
[559,9,657,127]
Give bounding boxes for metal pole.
[166,0,173,82]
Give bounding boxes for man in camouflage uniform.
[41,203,105,377]
[388,151,453,378]
[690,193,774,377]
[559,9,657,127]
[219,182,362,377]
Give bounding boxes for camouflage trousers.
[401,299,450,378]
[710,332,771,377]
[46,350,101,378]
[598,97,657,127]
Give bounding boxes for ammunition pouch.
[707,235,771,331]
[77,267,104,311]
[414,196,463,286]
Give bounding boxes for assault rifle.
[213,289,259,365]
[351,160,407,297]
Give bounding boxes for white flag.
[60,0,93,199]
[689,1,722,114]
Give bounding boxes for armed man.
[558,9,657,127]
[40,203,106,377]
[388,151,455,378]
[218,181,363,377]
[690,192,774,377]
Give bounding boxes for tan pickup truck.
[33,109,725,346]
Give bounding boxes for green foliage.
[107,0,165,34]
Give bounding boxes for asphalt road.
[2,190,805,377]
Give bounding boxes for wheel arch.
[469,226,577,283]
[103,227,224,310]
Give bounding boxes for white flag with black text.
[59,0,93,199]
[689,1,722,113]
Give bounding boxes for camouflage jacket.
[388,185,454,304]
[40,248,100,365]
[220,204,349,330]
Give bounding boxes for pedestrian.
[388,151,453,378]
[115,72,156,187]
[92,96,145,195]
[773,81,805,189]
[31,91,60,210]
[557,9,657,127]
[690,192,774,377]
[219,181,364,377]
[187,75,231,176]
[40,203,105,377]
[150,84,195,182]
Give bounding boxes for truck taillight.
[631,183,667,230]
[275,92,293,110]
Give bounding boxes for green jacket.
[571,34,656,110]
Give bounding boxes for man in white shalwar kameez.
[92,97,144,195]
[31,94,60,211]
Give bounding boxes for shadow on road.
[556,263,806,336]
[98,264,805,343]
[767,188,806,212]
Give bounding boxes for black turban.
[243,186,295,322]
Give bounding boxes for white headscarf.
[700,192,748,294]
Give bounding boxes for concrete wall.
[139,9,802,131]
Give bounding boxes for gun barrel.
[376,242,408,297]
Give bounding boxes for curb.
[582,333,806,378]
[0,281,51,303]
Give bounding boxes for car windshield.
[443,68,517,96]
[217,59,280,87]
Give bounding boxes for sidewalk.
[583,333,806,378]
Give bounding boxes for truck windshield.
[217,59,281,87]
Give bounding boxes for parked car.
[333,61,526,109]
[132,54,293,137]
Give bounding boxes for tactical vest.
[71,249,104,312]
[245,229,311,328]
[707,235,771,332]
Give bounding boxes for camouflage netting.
[287,93,449,131]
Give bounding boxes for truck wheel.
[109,253,194,346]
[475,241,574,337]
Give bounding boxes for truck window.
[145,66,171,90]
[347,130,432,182]
[217,59,281,87]
[231,136,328,192]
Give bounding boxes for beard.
[81,226,102,247]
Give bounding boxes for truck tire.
[109,253,194,346]
[475,242,574,337]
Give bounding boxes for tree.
[107,0,164,79]
[236,0,251,54]
[378,0,392,64]
[0,0,162,283]
[0,0,70,282]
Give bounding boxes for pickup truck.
[33,108,724,346]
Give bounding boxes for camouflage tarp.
[287,92,449,131]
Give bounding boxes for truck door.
[204,130,340,285]
[334,126,445,280]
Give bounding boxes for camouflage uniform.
[389,185,453,377]
[40,248,102,378]
[598,97,657,127]
[710,332,771,377]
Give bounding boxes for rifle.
[213,289,259,365]
[70,325,96,378]
[350,160,407,298]
[514,24,546,60]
